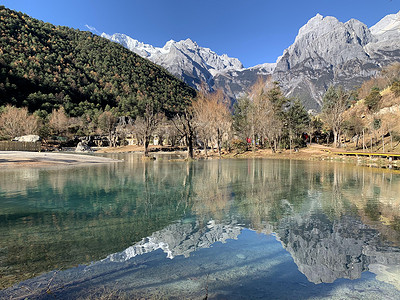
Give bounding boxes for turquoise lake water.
[1,154,400,299]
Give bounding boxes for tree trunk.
[204,138,208,158]
[390,132,393,150]
[217,128,222,158]
[144,136,150,157]
[107,133,113,148]
[362,129,365,150]
[252,131,256,152]
[370,137,373,152]
[273,138,277,153]
[333,130,341,148]
[186,133,194,159]
[185,115,195,159]
[333,130,337,148]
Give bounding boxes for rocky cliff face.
[366,11,400,64]
[273,12,400,109]
[212,63,276,99]
[102,11,400,110]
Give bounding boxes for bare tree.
[49,106,69,137]
[172,109,196,159]
[193,92,212,156]
[154,114,169,146]
[246,78,265,151]
[343,110,364,149]
[98,110,117,147]
[322,86,350,148]
[164,119,182,147]
[116,123,134,146]
[134,101,163,156]
[0,105,39,139]
[209,91,232,157]
[382,112,399,151]
[246,79,287,152]
[193,89,232,157]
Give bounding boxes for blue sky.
[2,0,399,67]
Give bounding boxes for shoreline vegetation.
[98,143,400,169]
[2,143,398,170]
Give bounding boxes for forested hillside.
[0,6,196,117]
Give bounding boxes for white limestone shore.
[0,151,121,167]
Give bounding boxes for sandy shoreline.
[0,151,121,167]
[0,146,329,168]
[96,143,333,159]
[2,144,398,168]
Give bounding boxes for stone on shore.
[13,135,41,142]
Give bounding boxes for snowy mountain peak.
[102,32,243,71]
[165,39,176,46]
[181,38,197,47]
[370,10,400,37]
[296,14,341,42]
[248,63,277,74]
[101,32,159,57]
[102,32,244,91]
[314,13,323,20]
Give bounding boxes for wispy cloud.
[85,24,100,34]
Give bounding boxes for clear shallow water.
[1,155,400,299]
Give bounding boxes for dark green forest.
[0,6,196,117]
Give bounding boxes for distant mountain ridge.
[101,32,276,100]
[101,33,244,89]
[103,10,400,110]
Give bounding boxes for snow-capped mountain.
[273,11,400,109]
[103,220,241,262]
[101,32,277,100]
[102,10,400,110]
[370,11,400,38]
[366,11,400,57]
[102,33,247,94]
[102,33,243,71]
[212,62,277,100]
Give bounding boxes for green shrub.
[231,138,248,153]
[364,88,382,111]
[391,81,400,97]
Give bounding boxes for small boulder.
[75,141,92,152]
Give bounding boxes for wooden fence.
[0,141,41,152]
[332,150,400,160]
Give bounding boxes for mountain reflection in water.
[1,155,400,298]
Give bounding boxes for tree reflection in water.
[1,155,400,297]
